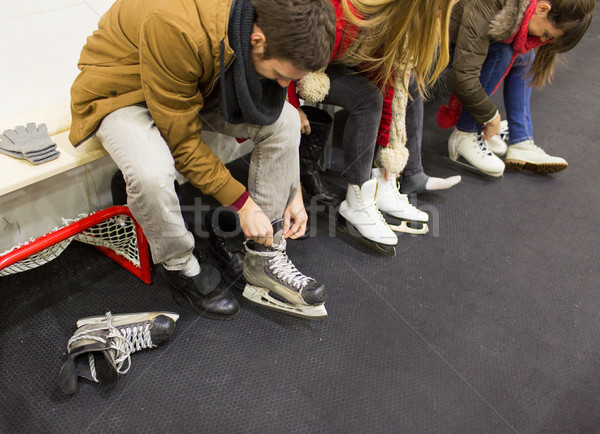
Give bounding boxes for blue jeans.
[453,43,534,144]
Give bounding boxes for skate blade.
[76,312,180,328]
[336,221,396,257]
[242,284,327,320]
[444,156,504,178]
[389,220,429,235]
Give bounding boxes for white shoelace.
[354,187,390,228]
[67,312,154,380]
[246,237,311,291]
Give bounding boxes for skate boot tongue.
[271,218,284,245]
[360,178,378,204]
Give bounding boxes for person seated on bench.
[68,0,336,320]
[289,0,459,252]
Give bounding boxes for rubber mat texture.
[1,13,600,433]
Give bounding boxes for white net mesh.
[0,212,140,277]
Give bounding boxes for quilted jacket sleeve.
[451,2,500,124]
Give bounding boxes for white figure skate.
[485,120,509,157]
[448,128,505,177]
[337,178,398,256]
[372,168,429,235]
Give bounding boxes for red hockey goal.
[0,205,152,284]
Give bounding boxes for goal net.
[0,205,151,284]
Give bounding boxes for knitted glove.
[0,145,60,164]
[0,123,60,164]
[0,123,57,154]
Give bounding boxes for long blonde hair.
[338,0,455,95]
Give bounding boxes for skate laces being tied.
[476,132,492,156]
[246,237,311,290]
[67,311,155,379]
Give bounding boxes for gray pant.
[321,64,383,185]
[403,79,424,177]
[96,102,300,270]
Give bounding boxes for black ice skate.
[242,221,327,319]
[58,311,178,395]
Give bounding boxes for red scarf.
[437,0,551,129]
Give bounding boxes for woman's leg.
[456,43,514,132]
[503,51,568,173]
[321,63,383,186]
[401,79,461,194]
[504,52,534,144]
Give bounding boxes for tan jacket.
[449,0,528,123]
[69,0,245,205]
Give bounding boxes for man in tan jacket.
[70,0,336,319]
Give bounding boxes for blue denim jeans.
[453,43,534,144]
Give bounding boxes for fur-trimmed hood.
[488,0,531,41]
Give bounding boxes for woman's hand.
[482,112,501,140]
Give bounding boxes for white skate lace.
[67,311,154,379]
[246,237,311,291]
[355,187,390,229]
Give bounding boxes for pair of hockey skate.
[336,168,429,257]
[58,311,178,394]
[448,121,568,176]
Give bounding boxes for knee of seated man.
[271,103,302,141]
[127,168,176,196]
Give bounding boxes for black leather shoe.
[162,262,239,320]
[205,208,247,290]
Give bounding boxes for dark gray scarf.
[219,0,287,125]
